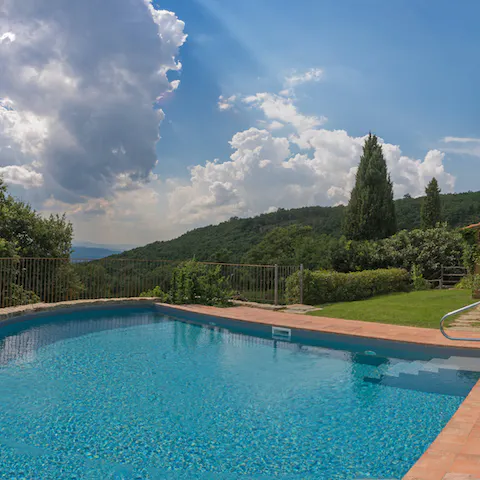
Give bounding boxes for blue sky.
[156,0,479,192]
[1,0,479,245]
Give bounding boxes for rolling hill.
[115,190,480,263]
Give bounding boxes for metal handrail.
[440,300,480,341]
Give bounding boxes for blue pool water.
[0,306,478,479]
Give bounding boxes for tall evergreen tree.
[343,133,397,240]
[421,177,442,228]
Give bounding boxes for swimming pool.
[0,305,479,479]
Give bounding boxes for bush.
[170,260,232,306]
[9,284,41,307]
[461,228,480,275]
[139,286,169,302]
[411,264,431,291]
[332,225,465,279]
[455,274,480,292]
[286,268,411,305]
[140,260,232,307]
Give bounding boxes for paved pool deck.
[2,298,480,480]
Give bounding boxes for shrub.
[455,274,480,292]
[139,286,169,302]
[461,227,480,275]
[332,225,465,279]
[9,284,41,307]
[286,268,411,305]
[411,264,431,291]
[140,260,232,307]
[170,260,232,306]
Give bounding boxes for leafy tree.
[343,133,397,240]
[421,177,442,229]
[0,177,76,305]
[243,225,337,268]
[0,178,73,258]
[244,225,314,265]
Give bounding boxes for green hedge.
[286,268,411,305]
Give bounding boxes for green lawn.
[308,289,475,328]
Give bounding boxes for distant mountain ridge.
[72,246,122,260]
[115,190,480,263]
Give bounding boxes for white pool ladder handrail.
[440,300,480,341]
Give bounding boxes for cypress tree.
[421,177,442,228]
[343,133,397,240]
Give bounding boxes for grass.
[308,289,475,328]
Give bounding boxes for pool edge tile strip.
[2,298,480,480]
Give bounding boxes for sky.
[0,0,479,247]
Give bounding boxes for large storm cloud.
[0,0,186,201]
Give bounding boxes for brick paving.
[3,299,480,480]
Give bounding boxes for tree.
[243,225,337,268]
[0,178,73,257]
[0,177,77,305]
[244,225,314,265]
[421,177,442,229]
[343,133,397,240]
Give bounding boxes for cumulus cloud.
[0,0,186,199]
[218,95,237,111]
[166,94,455,226]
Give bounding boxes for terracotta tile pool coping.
[2,298,480,480]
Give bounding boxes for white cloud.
[0,99,49,156]
[268,121,284,131]
[285,68,323,87]
[266,206,279,214]
[218,95,237,111]
[0,32,15,43]
[0,165,43,187]
[441,136,480,158]
[442,136,480,144]
[243,93,327,133]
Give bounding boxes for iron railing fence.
[0,258,300,308]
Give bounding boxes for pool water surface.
[0,306,478,479]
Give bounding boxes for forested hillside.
[116,191,480,263]
[118,205,345,262]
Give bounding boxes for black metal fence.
[0,258,300,308]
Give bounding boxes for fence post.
[299,264,304,305]
[440,265,444,290]
[274,264,279,306]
